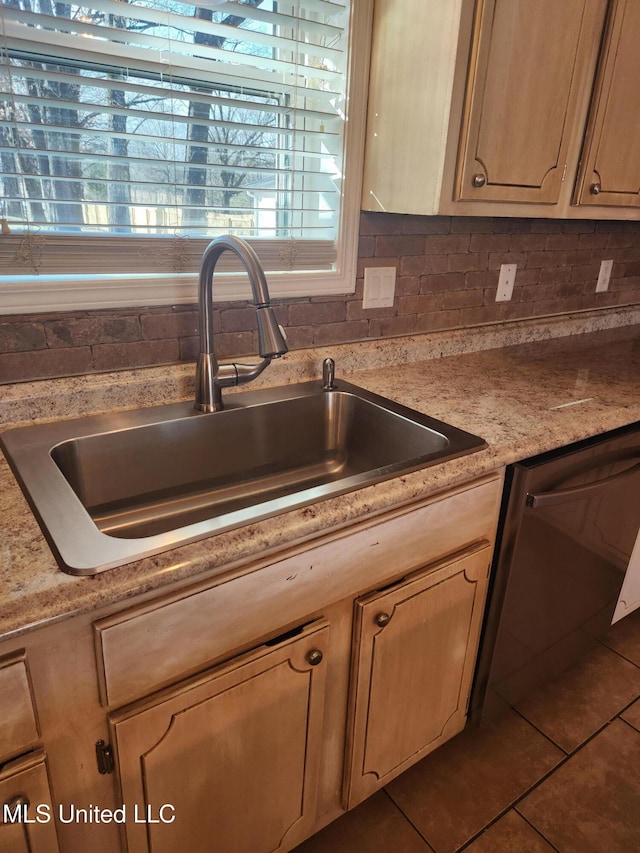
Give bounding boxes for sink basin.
[1,379,485,575]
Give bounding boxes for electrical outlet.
[496,263,517,301]
[596,259,614,292]
[363,267,396,308]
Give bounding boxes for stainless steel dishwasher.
[471,422,640,724]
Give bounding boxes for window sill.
[0,267,357,314]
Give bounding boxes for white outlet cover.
[363,267,396,308]
[496,263,517,302]
[596,259,614,292]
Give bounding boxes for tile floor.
[294,608,640,853]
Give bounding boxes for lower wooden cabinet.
[0,751,60,853]
[110,620,330,853]
[344,546,491,807]
[0,473,502,853]
[0,652,40,765]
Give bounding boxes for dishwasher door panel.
[472,424,640,724]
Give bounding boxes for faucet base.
[195,353,224,412]
[195,355,275,412]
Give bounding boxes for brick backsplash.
[1,213,639,383]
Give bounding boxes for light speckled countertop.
[1,309,639,639]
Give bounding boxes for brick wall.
[1,213,639,383]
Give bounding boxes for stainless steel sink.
[1,379,485,575]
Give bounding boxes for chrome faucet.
[194,236,288,412]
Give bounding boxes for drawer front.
[0,652,39,763]
[0,751,60,853]
[95,474,502,708]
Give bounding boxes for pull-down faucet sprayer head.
[256,305,287,360]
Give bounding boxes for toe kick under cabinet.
[0,472,502,853]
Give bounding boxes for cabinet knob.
[5,794,29,810]
[472,174,486,188]
[590,182,601,195]
[375,612,391,628]
[306,648,323,666]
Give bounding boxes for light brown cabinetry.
[574,0,640,208]
[0,652,60,853]
[91,473,500,853]
[0,652,39,764]
[345,546,490,807]
[0,473,502,853]
[362,0,639,219]
[0,752,60,853]
[110,621,329,853]
[456,0,605,205]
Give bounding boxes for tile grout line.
[600,640,640,670]
[512,676,640,757]
[386,695,640,853]
[513,812,563,853]
[381,789,436,852]
[480,702,640,850]
[379,630,640,853]
[455,809,563,853]
[457,638,640,850]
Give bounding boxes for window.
[0,0,371,312]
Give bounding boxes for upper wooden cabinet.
[574,0,640,208]
[362,0,639,218]
[456,0,606,204]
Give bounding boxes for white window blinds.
[0,0,355,283]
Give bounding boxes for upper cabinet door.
[574,0,640,208]
[456,0,607,204]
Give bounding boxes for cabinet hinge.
[95,739,114,775]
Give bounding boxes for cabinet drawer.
[95,474,502,708]
[0,750,60,853]
[0,652,39,764]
